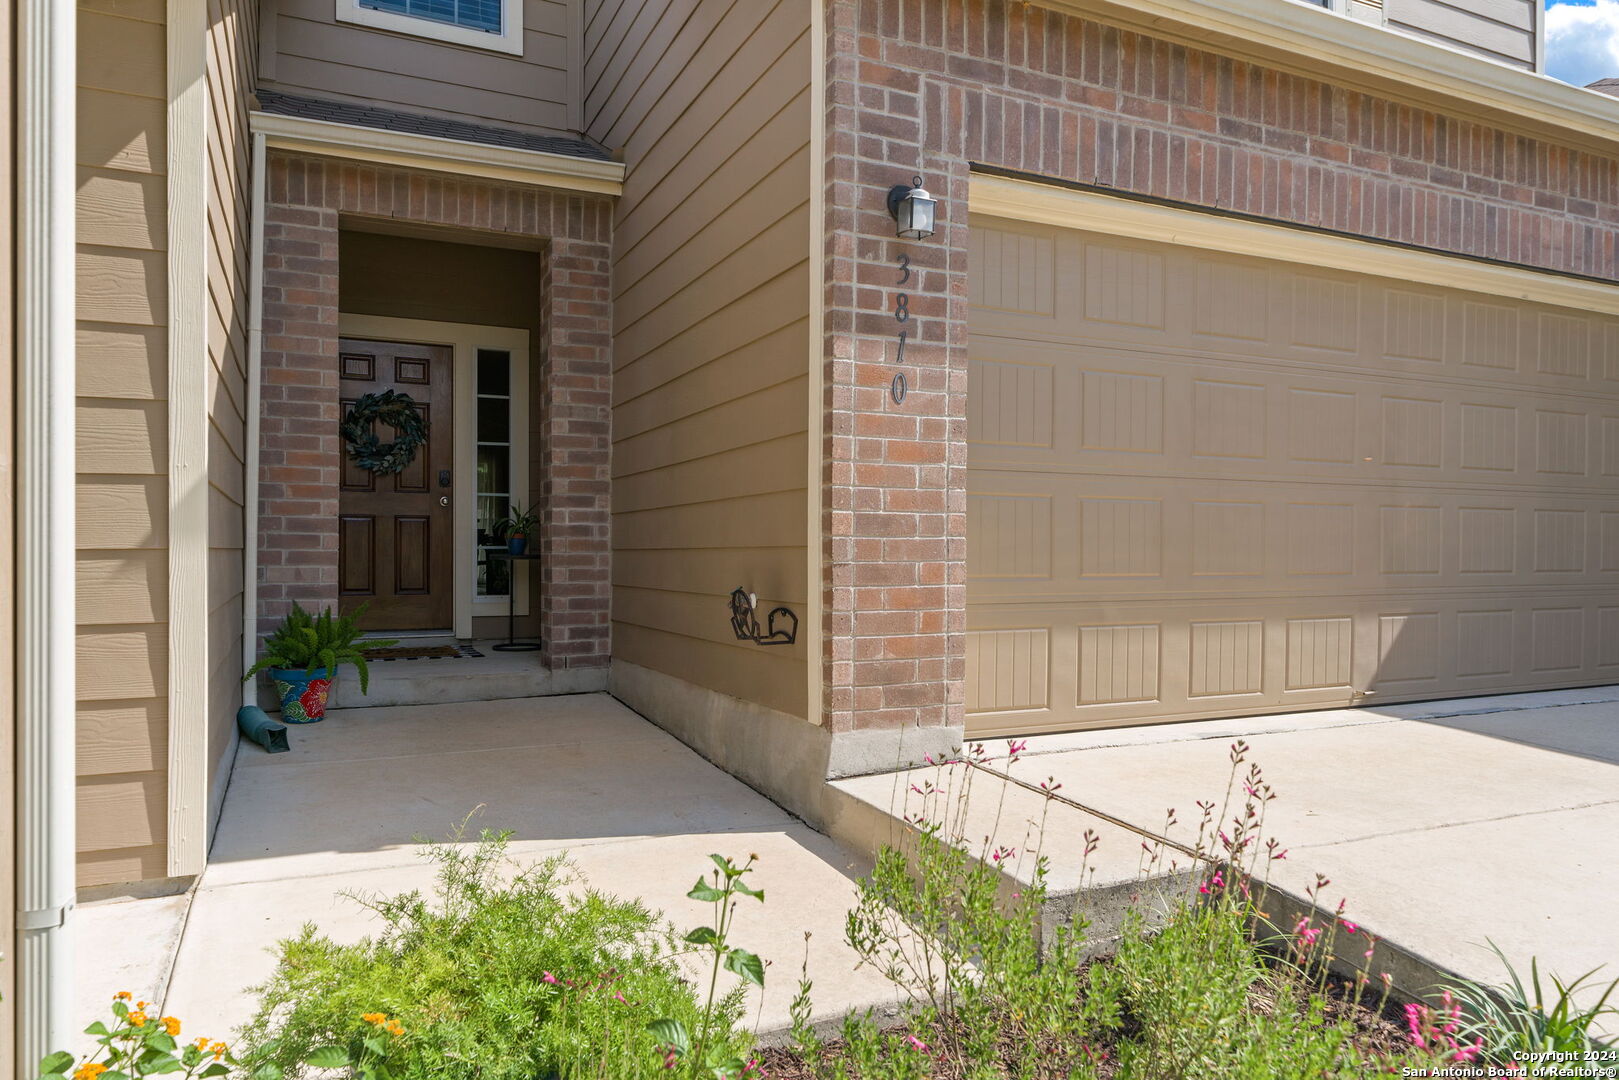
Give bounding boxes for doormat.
[362,645,467,661]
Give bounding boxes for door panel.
[966,217,1619,735]
[338,337,454,630]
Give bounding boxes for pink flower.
[542,971,558,985]
[904,1034,929,1053]
[1405,1003,1426,1047]
[1341,920,1358,934]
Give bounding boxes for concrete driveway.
[837,686,1619,1011]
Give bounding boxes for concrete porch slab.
[254,641,607,712]
[75,693,901,1049]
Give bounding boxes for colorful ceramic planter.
[270,666,334,723]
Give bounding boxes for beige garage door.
[966,215,1619,736]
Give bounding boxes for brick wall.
[820,0,1619,735]
[258,152,613,667]
[537,238,613,668]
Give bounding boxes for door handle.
[439,495,450,508]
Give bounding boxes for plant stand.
[487,550,543,652]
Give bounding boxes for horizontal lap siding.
[1383,0,1537,71]
[263,0,574,135]
[586,0,812,719]
[76,1,170,886]
[206,0,256,834]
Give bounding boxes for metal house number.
[892,254,912,404]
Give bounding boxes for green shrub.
[793,740,1452,1079]
[1441,941,1618,1063]
[237,830,752,1080]
[1089,902,1375,1080]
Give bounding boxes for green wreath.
[341,390,428,475]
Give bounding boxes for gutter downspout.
[242,131,267,705]
[14,0,75,1064]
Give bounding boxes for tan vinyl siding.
[1384,0,1537,70]
[206,0,256,831]
[587,0,812,719]
[76,0,171,887]
[261,0,576,136]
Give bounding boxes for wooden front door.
[338,337,454,630]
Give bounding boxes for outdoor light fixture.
[887,175,937,240]
[728,587,798,646]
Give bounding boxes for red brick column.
[257,201,342,636]
[822,0,969,736]
[538,238,613,669]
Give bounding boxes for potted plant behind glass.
[496,501,539,555]
[243,602,397,723]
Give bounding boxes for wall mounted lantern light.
[887,175,937,240]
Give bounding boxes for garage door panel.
[975,352,1614,492]
[967,216,1619,735]
[970,471,1619,604]
[966,595,1619,734]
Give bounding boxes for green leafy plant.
[237,827,750,1080]
[1441,941,1618,1063]
[495,501,539,539]
[242,602,395,694]
[788,739,1452,1079]
[38,994,237,1080]
[648,854,766,1080]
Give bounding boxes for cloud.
[1546,0,1619,87]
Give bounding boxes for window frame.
[335,0,525,57]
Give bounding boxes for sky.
[1546,0,1619,86]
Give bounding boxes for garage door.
[965,215,1619,735]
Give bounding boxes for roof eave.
[250,110,625,197]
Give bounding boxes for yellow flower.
[136,1001,148,1010]
[209,1042,228,1060]
[384,1020,405,1037]
[194,1036,212,1050]
[361,1012,387,1026]
[128,1012,147,1028]
[114,991,132,1002]
[73,1064,109,1080]
[162,1016,181,1036]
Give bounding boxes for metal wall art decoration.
[341,389,428,475]
[728,587,798,646]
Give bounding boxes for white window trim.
[335,0,524,57]
[337,314,531,640]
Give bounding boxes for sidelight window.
[474,349,513,599]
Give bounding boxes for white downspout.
[242,131,267,702]
[15,0,76,1064]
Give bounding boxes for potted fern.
[243,602,396,723]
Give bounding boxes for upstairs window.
[361,0,502,34]
[336,0,523,56]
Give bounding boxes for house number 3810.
[892,254,913,405]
